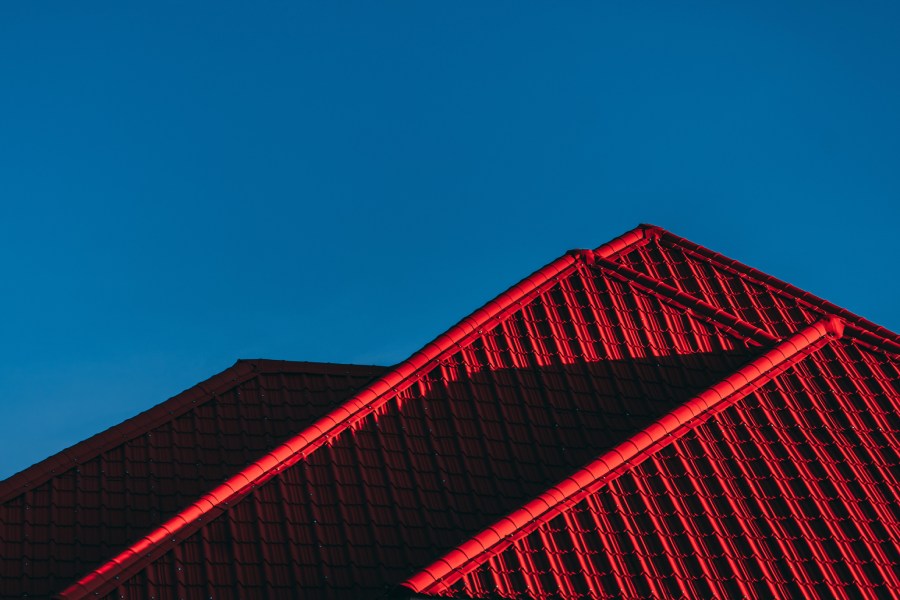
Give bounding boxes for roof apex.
[52,224,900,599]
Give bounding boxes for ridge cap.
[590,255,778,346]
[655,229,900,351]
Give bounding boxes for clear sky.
[1,2,898,479]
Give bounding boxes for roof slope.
[4,224,898,600]
[398,231,900,599]
[412,333,900,598]
[56,225,771,599]
[0,360,386,598]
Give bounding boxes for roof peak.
[59,226,657,599]
[53,224,900,599]
[653,226,900,352]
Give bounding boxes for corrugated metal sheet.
[3,224,898,600]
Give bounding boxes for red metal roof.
[2,224,898,599]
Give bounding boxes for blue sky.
[1,2,898,479]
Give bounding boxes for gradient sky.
[1,2,898,479]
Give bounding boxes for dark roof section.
[401,319,838,594]
[0,360,258,504]
[0,360,387,599]
[417,334,900,598]
[1,360,385,502]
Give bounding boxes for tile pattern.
[99,262,764,599]
[617,234,824,338]
[0,362,385,599]
[439,338,900,599]
[7,225,898,600]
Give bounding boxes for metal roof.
[2,224,898,599]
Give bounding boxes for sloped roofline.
[646,225,900,353]
[0,360,386,504]
[57,223,900,598]
[403,318,844,594]
[58,226,656,599]
[589,254,777,345]
[398,227,900,595]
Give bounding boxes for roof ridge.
[0,360,386,505]
[57,225,655,599]
[652,227,900,352]
[402,318,843,595]
[590,255,778,346]
[233,359,389,374]
[0,361,259,504]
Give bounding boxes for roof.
[416,331,900,598]
[2,224,898,599]
[0,360,388,598]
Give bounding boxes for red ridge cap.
[596,224,657,257]
[57,226,653,600]
[654,228,900,353]
[404,318,841,595]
